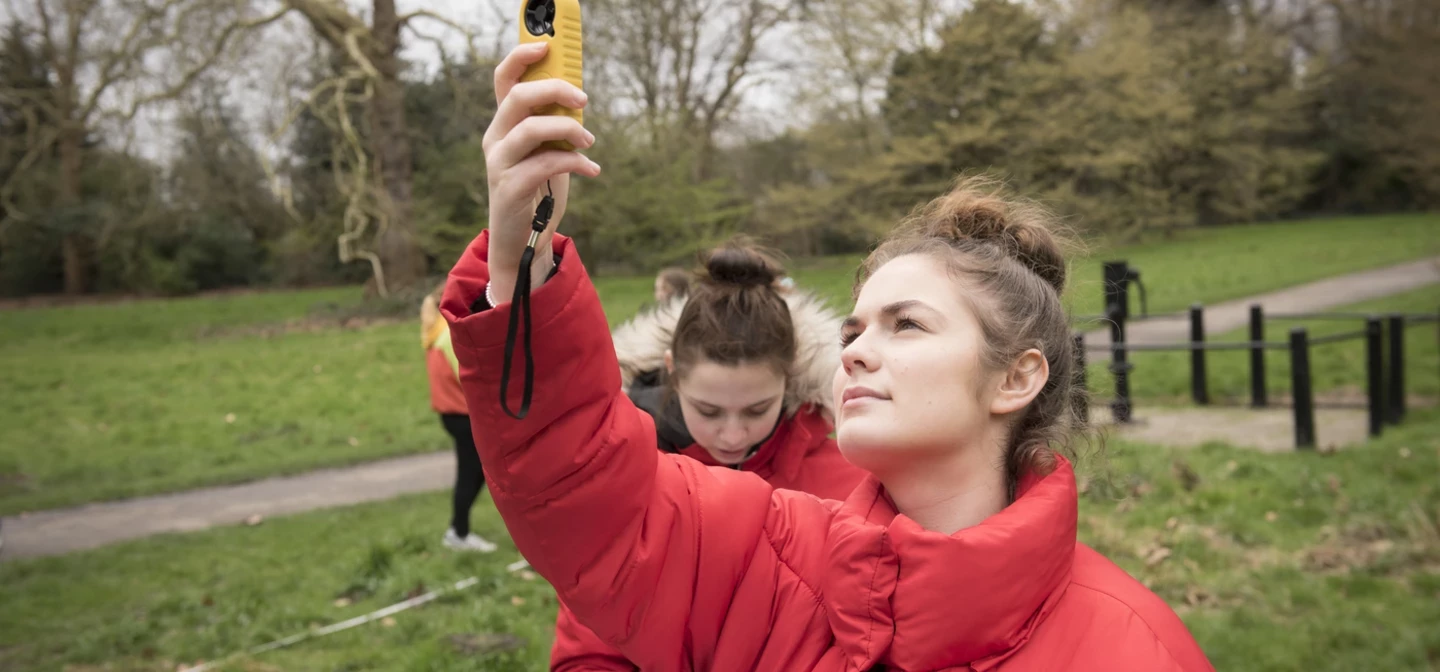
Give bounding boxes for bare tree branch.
[80,0,166,121]
[104,6,294,121]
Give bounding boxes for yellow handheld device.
[519,0,583,151]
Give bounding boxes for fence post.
[1289,327,1315,450]
[1110,321,1133,424]
[1190,303,1208,405]
[1250,304,1267,408]
[1386,314,1405,424]
[1104,261,1133,423]
[1365,317,1384,438]
[1074,333,1088,425]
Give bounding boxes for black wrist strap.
[499,181,555,420]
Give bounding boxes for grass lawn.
[1,213,1435,514]
[3,409,1436,671]
[1091,284,1440,404]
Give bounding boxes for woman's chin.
[836,421,892,467]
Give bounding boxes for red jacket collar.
[824,458,1078,670]
[677,405,830,484]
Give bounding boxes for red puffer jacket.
[442,232,1214,671]
[553,407,865,671]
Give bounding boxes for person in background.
[552,241,865,670]
[420,285,497,553]
[653,266,690,304]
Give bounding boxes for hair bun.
[928,178,1068,294]
[703,242,783,289]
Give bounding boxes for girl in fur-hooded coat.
[549,253,866,672]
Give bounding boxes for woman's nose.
[841,334,875,374]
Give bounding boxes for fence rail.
[1079,258,1438,450]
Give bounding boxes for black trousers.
[440,413,485,537]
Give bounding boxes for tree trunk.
[57,96,86,294]
[368,0,424,294]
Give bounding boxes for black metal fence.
[1074,259,1440,449]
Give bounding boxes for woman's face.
[655,277,671,303]
[832,254,1000,473]
[672,360,787,465]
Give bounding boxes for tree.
[163,82,289,291]
[587,0,794,175]
[1304,0,1440,210]
[0,0,288,294]
[791,0,947,154]
[262,0,486,296]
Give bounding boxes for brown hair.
[420,281,447,346]
[670,240,796,383]
[855,176,1085,498]
[656,267,691,300]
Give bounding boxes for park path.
[1083,256,1440,361]
[3,256,1437,562]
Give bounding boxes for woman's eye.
[744,407,771,419]
[698,410,721,419]
[840,331,859,347]
[895,317,921,332]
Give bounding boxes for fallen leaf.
[348,436,360,447]
[381,617,397,627]
[510,596,526,606]
[244,514,264,526]
[333,597,352,608]
[202,595,214,607]
[1171,460,1200,491]
[520,571,538,581]
[1399,447,1412,459]
[225,413,237,424]
[1265,511,1278,522]
[1144,546,1172,567]
[406,583,427,600]
[1165,517,1180,530]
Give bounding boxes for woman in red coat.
[553,244,866,671]
[443,42,1214,671]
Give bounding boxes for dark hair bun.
[924,177,1068,294]
[703,242,784,289]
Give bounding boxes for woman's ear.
[990,349,1048,416]
[664,349,674,375]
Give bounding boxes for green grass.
[3,412,1436,671]
[1077,410,1440,671]
[1,213,1435,514]
[1090,284,1440,404]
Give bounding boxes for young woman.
[553,244,866,670]
[420,286,496,553]
[442,42,1213,670]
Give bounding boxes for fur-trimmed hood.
[611,291,844,420]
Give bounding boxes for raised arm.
[437,43,789,668]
